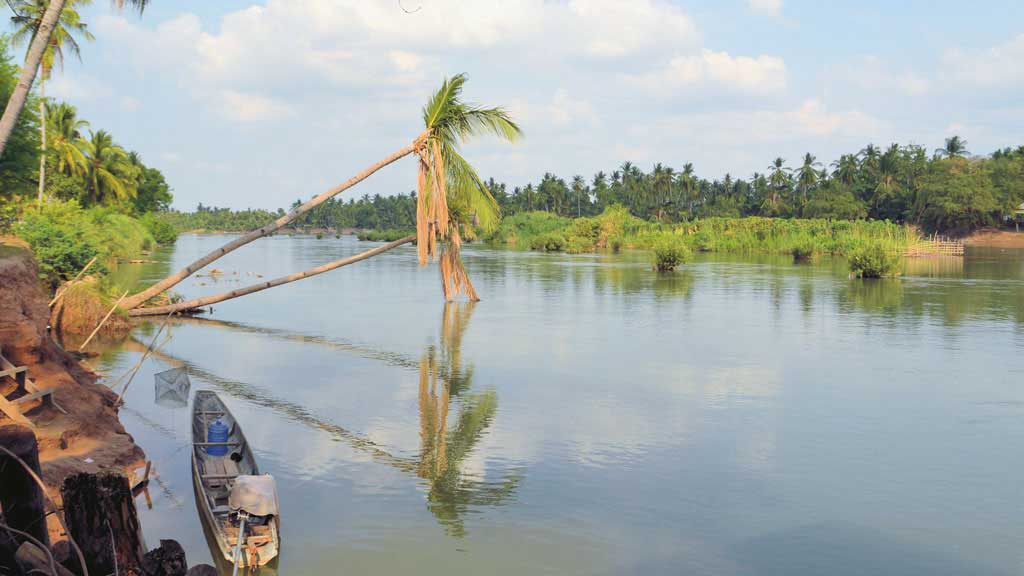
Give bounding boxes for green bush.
[14,205,103,287]
[140,212,179,245]
[12,200,154,287]
[357,228,414,242]
[608,235,624,253]
[530,232,567,252]
[653,238,691,271]
[848,243,902,278]
[792,242,817,262]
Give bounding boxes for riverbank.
[966,228,1024,248]
[0,239,145,544]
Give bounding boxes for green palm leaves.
[82,129,135,204]
[9,0,94,79]
[46,102,88,176]
[416,73,521,300]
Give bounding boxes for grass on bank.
[11,200,157,287]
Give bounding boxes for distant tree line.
[170,138,1024,236]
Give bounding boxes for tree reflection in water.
[417,302,520,537]
[127,302,519,537]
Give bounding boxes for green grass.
[485,206,919,259]
[357,228,414,242]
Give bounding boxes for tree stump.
[142,539,188,576]
[0,424,49,548]
[61,472,146,576]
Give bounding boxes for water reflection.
[128,301,518,539]
[417,303,520,537]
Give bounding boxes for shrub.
[653,238,691,271]
[565,236,594,254]
[357,229,414,242]
[12,200,154,287]
[316,233,324,239]
[530,232,566,252]
[608,235,624,253]
[792,242,817,262]
[14,209,101,287]
[848,243,902,278]
[140,212,179,245]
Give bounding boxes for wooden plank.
[0,354,66,415]
[0,366,27,379]
[0,394,34,428]
[201,473,239,480]
[10,389,55,405]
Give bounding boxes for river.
[95,234,1024,575]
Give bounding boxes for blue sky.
[42,0,1024,210]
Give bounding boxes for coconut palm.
[81,129,134,205]
[796,152,821,204]
[123,73,520,311]
[0,0,146,160]
[831,154,858,186]
[871,144,902,209]
[935,135,969,159]
[9,0,94,204]
[676,162,697,217]
[45,101,88,177]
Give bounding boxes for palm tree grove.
[0,2,1022,575]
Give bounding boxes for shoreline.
[0,240,146,544]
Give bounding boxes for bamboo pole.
[50,256,98,307]
[115,311,174,406]
[129,235,416,317]
[78,290,129,352]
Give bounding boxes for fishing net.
[154,367,191,408]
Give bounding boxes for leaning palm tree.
[0,0,145,159]
[123,73,520,311]
[9,0,94,204]
[81,129,134,204]
[45,101,88,176]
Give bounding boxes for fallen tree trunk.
[130,235,415,316]
[61,473,146,576]
[121,140,423,310]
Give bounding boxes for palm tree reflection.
[417,302,520,537]
[129,302,518,537]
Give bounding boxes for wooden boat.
[191,391,280,569]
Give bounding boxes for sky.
[40,0,1024,211]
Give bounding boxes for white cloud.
[218,90,294,123]
[120,96,142,111]
[748,0,783,18]
[941,33,1024,90]
[841,56,929,97]
[46,73,113,101]
[547,89,599,127]
[625,49,787,96]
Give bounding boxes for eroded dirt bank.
[0,240,145,542]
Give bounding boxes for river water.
[95,234,1024,575]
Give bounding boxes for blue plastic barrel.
[206,418,229,456]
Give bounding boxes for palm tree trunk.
[122,140,421,310]
[0,0,66,159]
[128,235,414,316]
[37,78,46,206]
